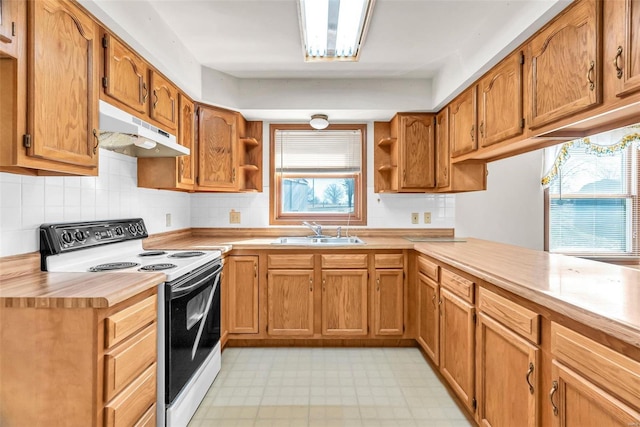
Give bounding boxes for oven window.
[186,285,212,330]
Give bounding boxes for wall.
[454,150,544,250]
[0,149,190,257]
[191,122,455,229]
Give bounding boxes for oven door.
[165,260,222,404]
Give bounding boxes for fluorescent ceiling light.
[298,0,375,62]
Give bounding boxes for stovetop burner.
[139,263,177,271]
[89,262,140,272]
[168,251,205,258]
[139,251,168,257]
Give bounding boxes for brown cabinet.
[237,116,263,192]
[612,0,640,97]
[267,269,314,336]
[527,0,602,129]
[102,32,148,115]
[449,86,477,158]
[374,113,436,193]
[478,51,524,147]
[417,270,439,364]
[227,255,259,334]
[149,70,178,131]
[196,105,238,191]
[0,0,18,56]
[321,269,368,336]
[373,254,404,336]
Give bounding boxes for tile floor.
[188,347,472,427]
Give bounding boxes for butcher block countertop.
[0,253,165,308]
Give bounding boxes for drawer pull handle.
[309,277,313,292]
[92,129,99,154]
[479,121,484,138]
[614,46,623,79]
[525,362,534,394]
[550,380,558,416]
[470,125,475,142]
[142,82,149,103]
[376,278,380,292]
[431,294,437,307]
[587,61,595,91]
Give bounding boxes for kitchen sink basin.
[272,236,365,245]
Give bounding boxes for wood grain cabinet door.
[102,33,148,114]
[197,105,238,191]
[614,0,640,97]
[267,270,314,336]
[149,70,177,131]
[373,269,404,336]
[477,314,539,427]
[435,109,450,189]
[439,287,476,412]
[449,86,477,158]
[28,0,99,169]
[227,255,258,334]
[177,94,195,188]
[417,272,439,365]
[527,0,601,129]
[478,51,524,147]
[0,0,18,56]
[321,269,368,336]
[398,114,435,191]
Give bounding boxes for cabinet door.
[177,94,195,188]
[478,51,524,147]
[373,269,403,336]
[417,272,439,365]
[267,270,314,336]
[551,361,640,427]
[197,106,238,190]
[0,0,17,56]
[102,33,148,114]
[528,0,601,129]
[227,255,258,334]
[149,70,177,131]
[450,86,477,158]
[477,313,539,427]
[398,114,435,190]
[440,287,475,412]
[28,0,99,168]
[321,269,368,336]
[615,0,640,97]
[435,109,450,189]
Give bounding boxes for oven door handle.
[169,264,222,299]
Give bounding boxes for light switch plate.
[411,212,419,224]
[165,213,172,227]
[229,210,241,224]
[424,212,431,224]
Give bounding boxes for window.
[545,139,639,260]
[270,124,367,225]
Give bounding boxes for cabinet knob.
[614,46,623,79]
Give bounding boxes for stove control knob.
[61,232,73,244]
[74,231,86,242]
[114,226,124,236]
[136,223,144,234]
[128,224,137,235]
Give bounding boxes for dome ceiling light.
[310,114,330,129]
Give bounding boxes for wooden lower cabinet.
[373,268,404,336]
[477,313,539,427]
[417,271,439,364]
[267,269,314,336]
[439,287,476,412]
[321,269,368,336]
[227,255,259,334]
[551,361,640,427]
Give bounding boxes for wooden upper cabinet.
[398,113,435,191]
[478,51,524,147]
[102,33,148,115]
[177,93,195,188]
[449,86,477,158]
[267,270,314,336]
[613,0,640,97]
[149,70,178,131]
[527,0,602,130]
[197,105,238,191]
[0,0,18,56]
[321,269,368,336]
[435,109,450,189]
[27,0,99,170]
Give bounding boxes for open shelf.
[240,137,260,146]
[377,137,397,147]
[240,164,259,171]
[377,164,397,172]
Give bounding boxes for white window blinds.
[274,130,362,173]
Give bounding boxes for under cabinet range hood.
[98,100,189,158]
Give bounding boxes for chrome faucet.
[303,221,323,236]
[336,227,342,238]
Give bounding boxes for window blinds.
[274,130,362,173]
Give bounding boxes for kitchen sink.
[272,236,365,245]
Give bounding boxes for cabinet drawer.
[105,324,157,401]
[478,287,539,344]
[104,363,156,427]
[322,254,368,269]
[551,322,640,410]
[441,269,474,303]
[106,295,157,348]
[374,254,404,269]
[417,256,438,281]
[134,403,156,427]
[268,254,314,269]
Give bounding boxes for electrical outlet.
[411,212,419,224]
[165,213,172,227]
[424,212,431,224]
[229,209,241,224]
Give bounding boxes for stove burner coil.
[139,263,178,271]
[138,251,168,257]
[89,262,140,272]
[168,251,206,258]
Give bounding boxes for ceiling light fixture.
[298,0,375,62]
[310,114,329,130]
